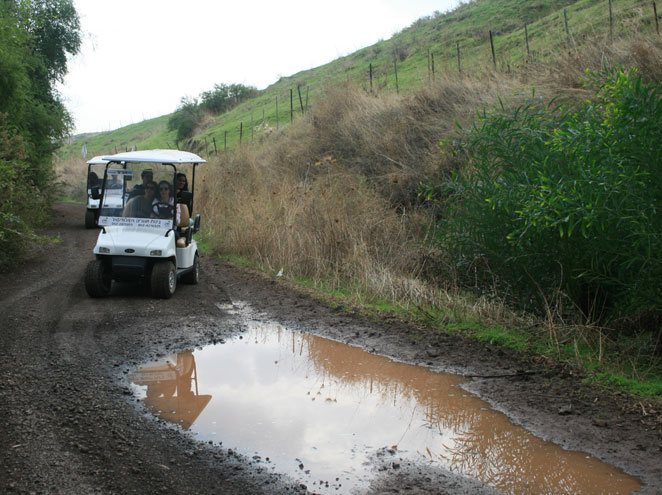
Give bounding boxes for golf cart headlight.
[98,247,110,254]
[150,249,162,256]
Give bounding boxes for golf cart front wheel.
[85,259,111,297]
[85,209,97,229]
[151,261,176,299]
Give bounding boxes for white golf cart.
[85,156,109,228]
[84,149,205,299]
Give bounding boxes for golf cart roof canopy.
[101,149,207,165]
[87,156,109,165]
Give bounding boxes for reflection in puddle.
[130,321,640,494]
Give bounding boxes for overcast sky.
[59,0,461,134]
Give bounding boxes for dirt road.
[0,203,660,494]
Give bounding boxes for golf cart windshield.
[98,162,177,229]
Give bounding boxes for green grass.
[589,372,662,396]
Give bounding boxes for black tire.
[85,259,111,297]
[85,209,97,229]
[181,253,199,285]
[151,261,176,299]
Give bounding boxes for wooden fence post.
[427,48,431,81]
[290,89,293,123]
[489,30,497,69]
[393,55,400,94]
[431,52,435,80]
[654,1,660,35]
[456,40,461,75]
[525,23,531,59]
[212,137,217,155]
[563,8,570,42]
[369,63,374,92]
[608,0,614,41]
[239,122,243,144]
[297,84,304,114]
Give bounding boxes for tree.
[168,97,202,143]
[0,0,81,269]
[200,83,258,114]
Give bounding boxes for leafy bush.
[438,69,661,323]
[199,83,258,114]
[167,97,201,143]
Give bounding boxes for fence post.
[297,84,304,114]
[369,63,373,92]
[290,89,293,123]
[489,30,497,69]
[393,55,400,94]
[239,122,243,144]
[456,40,461,75]
[212,137,217,155]
[431,52,435,81]
[655,1,660,35]
[427,48,431,81]
[524,24,531,59]
[563,8,570,42]
[608,0,614,41]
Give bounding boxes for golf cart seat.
[176,204,190,248]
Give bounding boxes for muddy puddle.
[130,315,641,494]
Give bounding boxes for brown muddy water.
[129,317,641,494]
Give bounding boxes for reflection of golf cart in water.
[130,351,211,430]
[85,156,109,228]
[84,149,206,299]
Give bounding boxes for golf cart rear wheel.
[181,253,199,285]
[151,261,176,299]
[85,209,97,229]
[85,259,111,297]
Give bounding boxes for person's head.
[141,169,153,185]
[88,171,99,187]
[175,173,188,192]
[144,181,157,199]
[158,180,172,200]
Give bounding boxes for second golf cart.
[84,155,109,228]
[84,149,205,299]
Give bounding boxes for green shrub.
[438,69,661,324]
[167,97,202,144]
[199,83,258,114]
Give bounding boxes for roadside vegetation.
[194,43,661,397]
[53,0,661,397]
[0,0,80,270]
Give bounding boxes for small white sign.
[98,216,172,229]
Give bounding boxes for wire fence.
[118,0,661,156]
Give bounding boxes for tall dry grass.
[196,35,661,336]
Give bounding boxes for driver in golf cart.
[123,180,157,217]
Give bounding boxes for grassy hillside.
[56,0,658,160]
